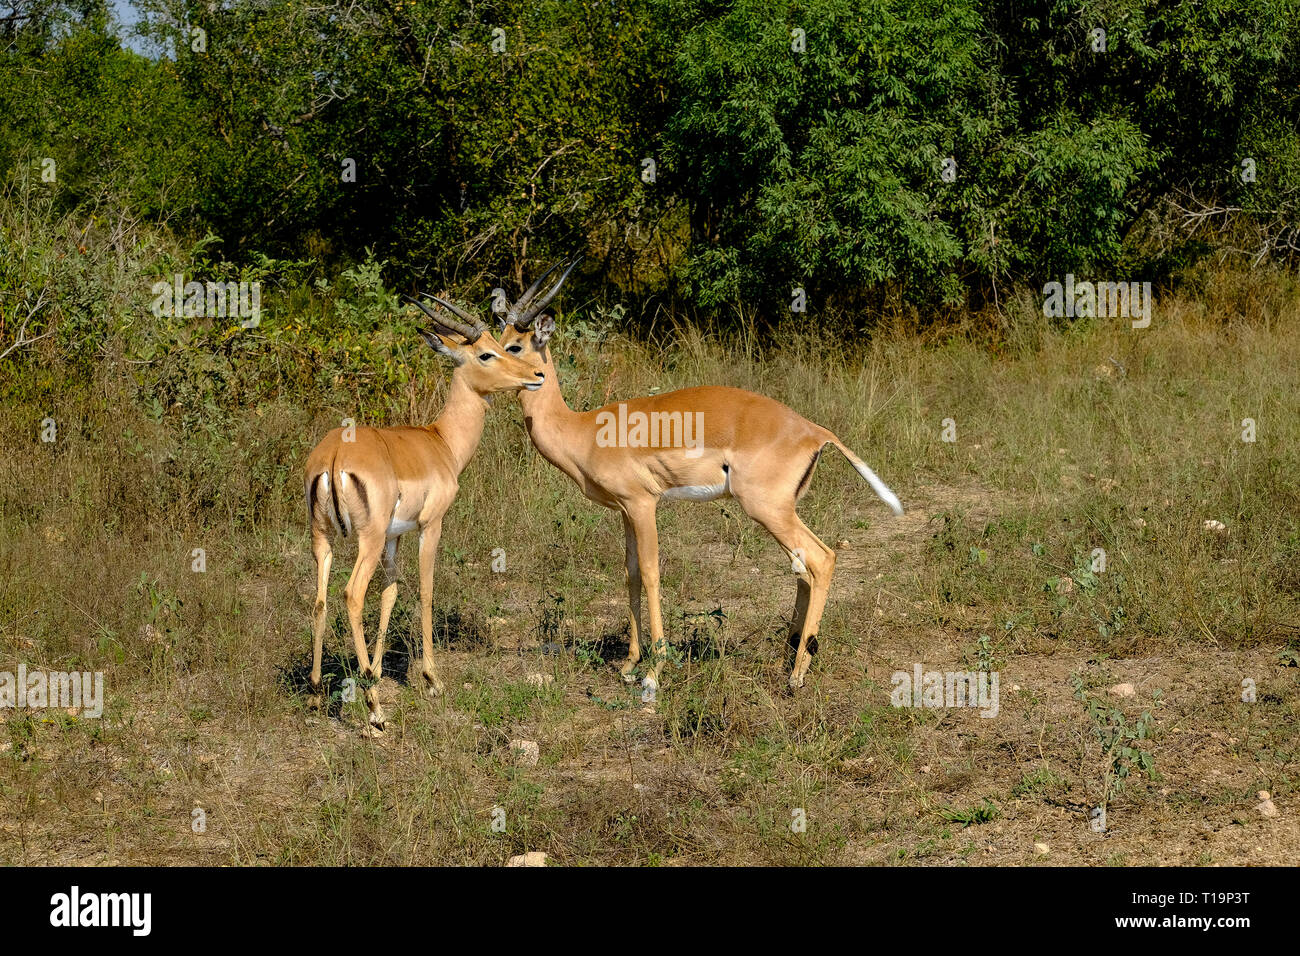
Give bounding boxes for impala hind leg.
[789,575,812,651]
[309,529,333,710]
[344,529,387,734]
[370,539,399,684]
[620,511,643,682]
[417,522,445,697]
[363,538,400,725]
[743,503,835,690]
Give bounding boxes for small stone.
[1130,518,1146,529]
[1109,683,1136,699]
[1034,843,1051,855]
[1255,796,1278,818]
[1203,519,1227,533]
[525,672,553,687]
[836,540,850,550]
[506,851,547,867]
[509,739,539,767]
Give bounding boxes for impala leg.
[789,575,812,650]
[620,511,643,682]
[371,538,400,685]
[746,505,835,690]
[345,530,387,733]
[309,529,333,710]
[417,522,445,697]
[628,503,666,701]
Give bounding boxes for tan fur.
[304,327,545,733]
[498,320,901,693]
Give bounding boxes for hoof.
[640,676,658,704]
[788,672,805,691]
[363,722,386,738]
[424,676,444,698]
[307,693,323,711]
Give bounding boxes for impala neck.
[518,350,581,472]
[430,372,491,475]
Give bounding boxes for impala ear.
[418,327,465,365]
[532,315,555,349]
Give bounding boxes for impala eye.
[506,345,522,353]
[479,353,494,361]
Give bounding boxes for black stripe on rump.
[307,474,319,523]
[348,472,370,521]
[796,450,821,498]
[329,462,346,537]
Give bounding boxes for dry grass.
[1,271,1298,865]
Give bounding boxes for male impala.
[497,259,903,699]
[304,298,545,734]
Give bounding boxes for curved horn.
[509,259,566,320]
[515,256,582,329]
[408,295,484,343]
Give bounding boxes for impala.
[497,259,904,699]
[304,298,545,733]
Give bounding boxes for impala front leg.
[629,503,666,702]
[417,522,445,697]
[620,511,642,682]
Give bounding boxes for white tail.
[830,440,904,516]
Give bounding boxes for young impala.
[304,297,545,734]
[497,259,903,699]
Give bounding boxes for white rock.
[1034,843,1051,855]
[1108,683,1137,699]
[1203,519,1227,533]
[1255,796,1278,818]
[506,851,547,867]
[509,739,539,767]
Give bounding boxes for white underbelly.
[661,483,729,502]
[386,517,418,538]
